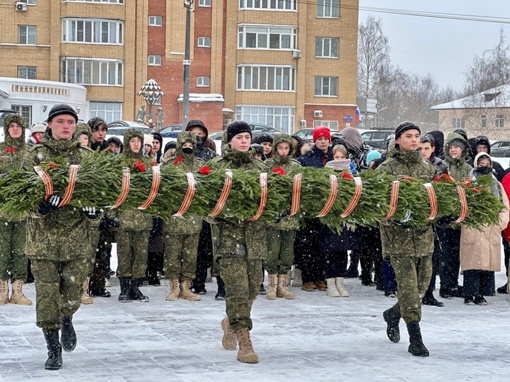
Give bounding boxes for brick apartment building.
[0,0,359,134]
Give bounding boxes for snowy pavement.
[1,258,509,382]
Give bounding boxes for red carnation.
[341,172,353,180]
[272,167,286,176]
[133,160,146,172]
[173,156,183,166]
[47,162,59,170]
[198,166,212,175]
[150,161,158,167]
[5,147,17,153]
[432,177,440,182]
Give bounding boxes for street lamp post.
[137,79,164,123]
[182,0,194,128]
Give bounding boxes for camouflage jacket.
[377,148,437,257]
[265,134,301,230]
[444,132,472,181]
[110,128,153,231]
[162,131,205,234]
[207,146,268,259]
[22,134,94,261]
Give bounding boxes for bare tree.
[357,16,390,99]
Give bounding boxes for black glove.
[108,217,120,228]
[82,206,100,220]
[38,194,61,216]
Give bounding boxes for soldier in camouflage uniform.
[207,121,267,364]
[377,121,437,357]
[161,132,205,301]
[111,128,154,303]
[22,104,97,370]
[0,114,31,306]
[264,134,301,300]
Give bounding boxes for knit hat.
[453,128,468,142]
[144,134,153,146]
[257,133,273,144]
[448,138,466,151]
[395,121,420,139]
[226,121,252,143]
[366,150,382,164]
[164,141,176,154]
[31,122,47,134]
[313,126,331,142]
[47,104,78,123]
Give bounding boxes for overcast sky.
[358,0,510,92]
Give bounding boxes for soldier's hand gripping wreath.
[37,194,61,215]
[82,206,100,220]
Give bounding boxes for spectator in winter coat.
[27,122,47,146]
[467,136,506,181]
[378,121,437,357]
[151,132,163,163]
[461,153,509,305]
[256,133,274,159]
[418,134,447,307]
[185,119,217,162]
[88,117,109,152]
[499,172,510,294]
[439,132,472,299]
[296,127,331,292]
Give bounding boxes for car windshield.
[160,126,182,134]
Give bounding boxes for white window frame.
[89,102,122,123]
[17,66,37,79]
[238,25,297,50]
[451,118,465,129]
[237,65,296,92]
[314,76,338,97]
[315,37,339,58]
[313,120,338,129]
[235,105,295,134]
[61,58,124,86]
[19,25,37,45]
[197,77,210,87]
[495,114,505,128]
[198,0,212,6]
[11,105,32,127]
[148,55,162,66]
[317,0,340,18]
[149,16,163,26]
[62,19,124,45]
[481,114,487,129]
[239,0,297,11]
[197,37,211,47]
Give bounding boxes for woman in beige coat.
[460,152,509,305]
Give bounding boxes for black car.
[360,130,394,149]
[159,125,183,139]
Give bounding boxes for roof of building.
[431,84,510,110]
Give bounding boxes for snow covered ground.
[1,249,509,382]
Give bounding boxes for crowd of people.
[0,105,509,370]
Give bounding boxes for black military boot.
[215,276,226,301]
[407,321,429,357]
[61,315,77,352]
[43,330,62,370]
[118,277,131,302]
[382,303,401,343]
[130,278,149,302]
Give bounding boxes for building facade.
[0,0,359,134]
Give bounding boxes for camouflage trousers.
[163,233,199,280]
[390,254,432,324]
[0,220,28,281]
[265,229,296,275]
[31,257,89,331]
[220,257,263,332]
[116,230,150,279]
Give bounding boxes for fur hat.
[313,126,331,142]
[226,121,252,143]
[448,138,466,151]
[31,122,47,134]
[47,104,78,123]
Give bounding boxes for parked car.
[360,129,394,149]
[491,140,510,156]
[105,121,154,146]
